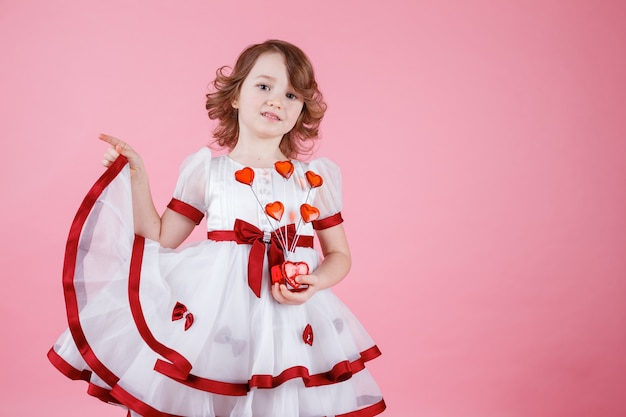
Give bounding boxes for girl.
[48,39,385,417]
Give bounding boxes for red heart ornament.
[271,265,284,285]
[235,167,254,186]
[283,261,309,289]
[265,201,284,222]
[305,171,323,188]
[302,324,314,346]
[275,160,294,179]
[271,261,309,291]
[300,204,320,223]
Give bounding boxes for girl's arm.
[100,134,196,249]
[271,223,351,305]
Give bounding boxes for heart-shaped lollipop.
[305,171,323,188]
[265,201,284,222]
[300,204,320,223]
[275,160,294,179]
[235,167,254,186]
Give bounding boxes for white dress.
[48,147,385,417]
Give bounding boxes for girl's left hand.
[271,274,319,305]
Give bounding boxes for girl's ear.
[231,99,239,109]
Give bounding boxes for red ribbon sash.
[208,219,313,297]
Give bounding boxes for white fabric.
[52,148,383,417]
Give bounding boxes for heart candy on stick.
[275,161,294,179]
[305,171,323,188]
[265,201,284,222]
[235,167,255,186]
[300,204,320,223]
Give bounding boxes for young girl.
[48,39,385,417]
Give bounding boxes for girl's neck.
[228,139,287,168]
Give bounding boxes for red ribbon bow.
[208,219,314,298]
[172,301,194,331]
[233,219,296,298]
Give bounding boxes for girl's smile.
[261,111,281,121]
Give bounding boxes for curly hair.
[206,40,327,158]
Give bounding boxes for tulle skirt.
[48,157,385,417]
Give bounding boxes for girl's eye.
[286,93,298,100]
[258,84,270,91]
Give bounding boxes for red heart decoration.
[283,261,309,289]
[275,160,294,179]
[300,204,320,223]
[302,324,314,346]
[265,201,284,222]
[235,167,254,186]
[271,265,284,285]
[305,171,323,188]
[271,261,310,291]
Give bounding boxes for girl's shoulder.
[180,146,212,162]
[177,147,213,174]
[297,157,342,177]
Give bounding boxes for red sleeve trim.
[167,198,204,225]
[312,211,344,230]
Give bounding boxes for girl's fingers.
[271,277,318,305]
[98,133,144,170]
[98,133,125,148]
[295,274,317,286]
[99,133,133,155]
[104,147,120,159]
[98,133,119,146]
[271,283,287,303]
[101,146,120,167]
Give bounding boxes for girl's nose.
[266,94,283,109]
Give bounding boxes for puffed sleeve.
[308,158,344,230]
[166,147,212,225]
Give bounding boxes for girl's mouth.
[262,112,281,121]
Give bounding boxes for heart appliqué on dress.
[235,167,255,186]
[265,201,284,222]
[303,324,314,346]
[300,204,320,223]
[275,160,294,179]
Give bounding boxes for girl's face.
[233,52,304,143]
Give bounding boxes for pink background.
[2,1,626,416]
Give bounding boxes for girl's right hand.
[99,133,144,172]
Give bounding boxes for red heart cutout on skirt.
[275,160,294,179]
[300,204,320,223]
[302,323,314,346]
[305,171,323,188]
[265,201,284,222]
[235,167,254,186]
[283,261,309,289]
